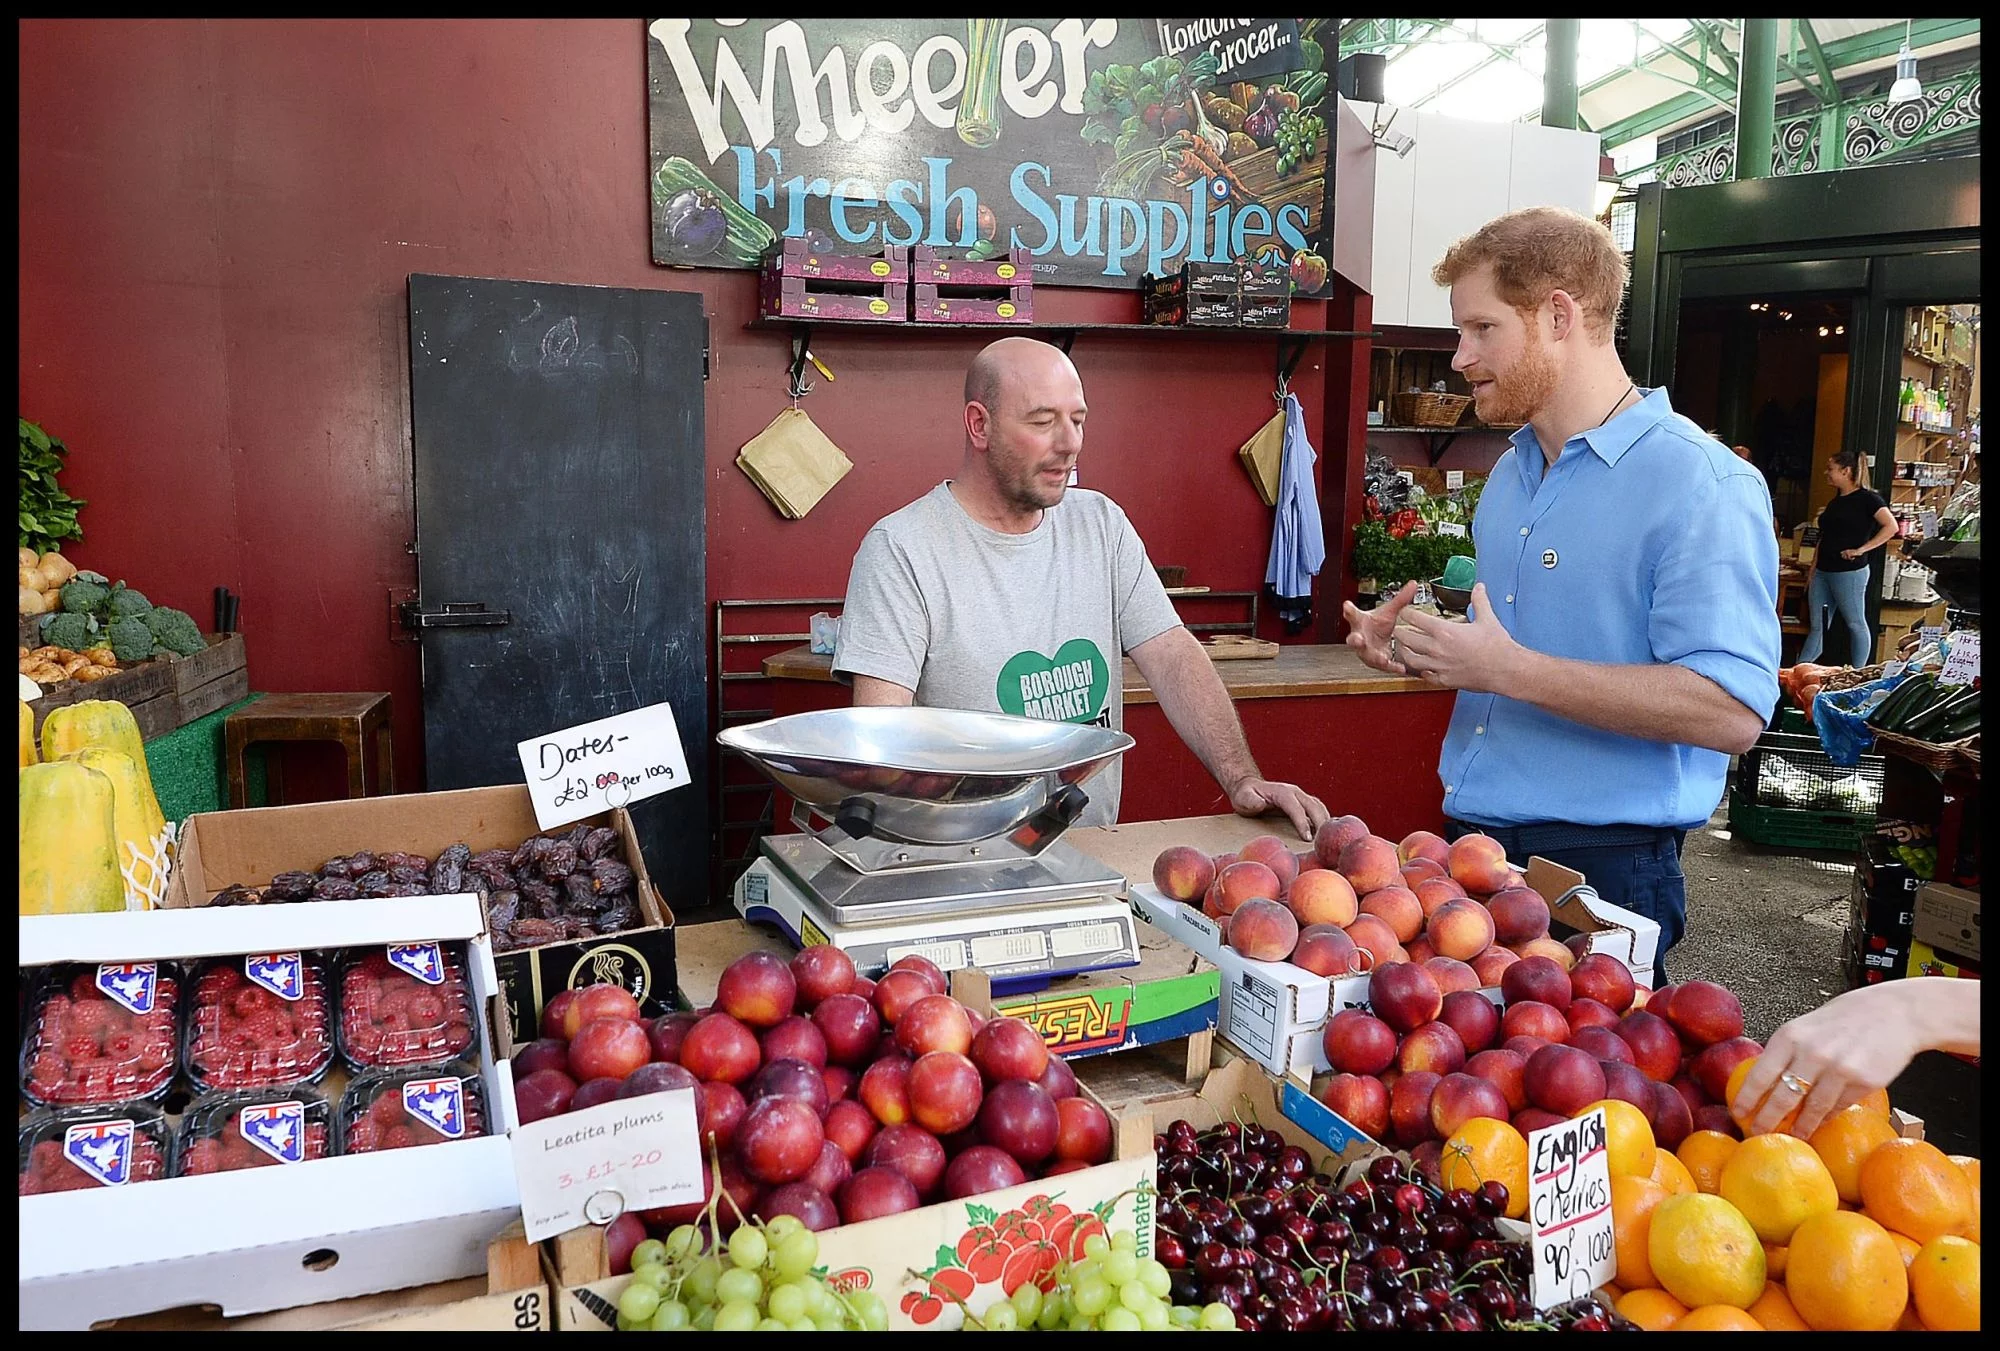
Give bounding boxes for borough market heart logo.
[997,640,1109,723]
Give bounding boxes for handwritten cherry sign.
[1526,1107,1614,1310]
[511,1089,703,1243]
[517,701,692,831]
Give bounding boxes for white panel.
[1406,112,1514,329]
[1362,103,1418,326]
[1507,123,1602,217]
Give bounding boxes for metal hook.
[787,327,815,402]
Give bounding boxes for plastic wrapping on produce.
[174,1085,335,1175]
[338,1060,489,1153]
[182,952,336,1093]
[336,942,479,1071]
[19,1102,172,1194]
[19,961,182,1109]
[1814,675,1906,767]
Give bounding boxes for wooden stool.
[225,693,394,810]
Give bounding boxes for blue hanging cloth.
[1264,392,1325,633]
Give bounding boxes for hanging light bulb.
[1888,20,1922,105]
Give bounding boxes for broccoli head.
[59,577,111,616]
[142,605,206,658]
[105,586,153,620]
[40,611,99,653]
[107,616,157,664]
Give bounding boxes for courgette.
[1868,673,1937,731]
[652,156,777,266]
[1901,683,1976,740]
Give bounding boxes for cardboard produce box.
[1912,882,1979,961]
[168,784,676,1046]
[17,895,523,1330]
[1130,856,1657,1078]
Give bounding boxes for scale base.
[734,854,1140,986]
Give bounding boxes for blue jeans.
[1798,566,1872,666]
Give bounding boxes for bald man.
[832,337,1328,838]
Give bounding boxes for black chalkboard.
[407,274,709,911]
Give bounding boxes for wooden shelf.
[745,317,1374,340]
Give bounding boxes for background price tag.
[1398,469,1415,485]
[1437,521,1468,538]
[1527,1108,1614,1311]
[512,1089,702,1243]
[1445,470,1464,490]
[518,700,693,831]
[1940,631,1980,686]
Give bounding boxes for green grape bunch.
[1274,107,1326,178]
[943,1227,1238,1332]
[614,1211,889,1332]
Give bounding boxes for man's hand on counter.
[1227,776,1330,842]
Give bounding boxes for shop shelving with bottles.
[1889,305,1978,559]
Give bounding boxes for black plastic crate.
[1739,731,1885,816]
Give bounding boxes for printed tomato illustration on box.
[899,1192,1117,1326]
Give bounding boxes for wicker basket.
[1872,728,1980,774]
[1392,391,1472,428]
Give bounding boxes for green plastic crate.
[1727,786,1874,851]
[1774,705,1811,735]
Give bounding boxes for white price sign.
[1445,470,1464,490]
[1438,522,1468,538]
[1919,626,1946,648]
[1527,1108,1615,1311]
[1398,469,1416,485]
[518,701,693,831]
[1940,631,1980,687]
[512,1090,703,1243]
[1919,509,1940,538]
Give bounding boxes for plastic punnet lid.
[19,1103,171,1195]
[336,943,479,1071]
[20,962,182,1109]
[338,1060,489,1153]
[175,1085,335,1175]
[182,952,336,1093]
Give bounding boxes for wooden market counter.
[757,644,1456,841]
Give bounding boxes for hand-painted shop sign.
[645,18,1332,292]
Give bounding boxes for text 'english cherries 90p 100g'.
[1149,1119,1636,1332]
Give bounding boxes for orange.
[1896,1304,1930,1331]
[1615,1287,1688,1331]
[1610,1174,1668,1290]
[1599,1281,1625,1304]
[1678,1131,1739,1195]
[1784,1210,1909,1331]
[1890,1230,1923,1268]
[1726,1057,1799,1135]
[1718,1133,1839,1245]
[1647,1193,1766,1310]
[1808,1104,1899,1205]
[1672,1304,1764,1330]
[1858,1139,1976,1244]
[1650,1146,1696,1196]
[1747,1282,1809,1331]
[1907,1234,1980,1331]
[1761,1243,1787,1279]
[1856,1085,1892,1120]
[1439,1117,1528,1219]
[1583,1098,1658,1178]
[1948,1155,1980,1243]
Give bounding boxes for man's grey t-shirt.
[832,483,1183,827]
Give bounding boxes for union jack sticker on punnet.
[96,963,157,1014]
[63,1120,134,1186]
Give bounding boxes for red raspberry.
[63,1033,101,1062]
[239,1010,291,1045]
[68,1001,115,1035]
[69,974,101,1002]
[231,986,274,1018]
[345,1120,380,1151]
[182,1138,225,1175]
[405,993,447,1026]
[382,1011,412,1033]
[382,1125,418,1150]
[103,1031,139,1059]
[442,1022,475,1055]
[224,1026,260,1052]
[369,1092,407,1125]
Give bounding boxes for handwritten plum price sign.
[1526,1108,1614,1311]
[518,701,692,831]
[511,1089,703,1242]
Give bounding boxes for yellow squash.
[38,700,164,820]
[19,760,126,915]
[18,700,34,768]
[57,747,171,910]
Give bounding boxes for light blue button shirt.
[1439,387,1780,830]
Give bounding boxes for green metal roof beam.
[1687,19,1739,80]
[1646,28,1735,99]
[1795,19,1840,106]
[1592,17,1984,149]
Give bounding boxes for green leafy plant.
[1081,51,1222,194]
[20,418,84,554]
[1352,521,1475,594]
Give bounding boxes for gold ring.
[1780,1072,1812,1094]
[1390,636,1401,665]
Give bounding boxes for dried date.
[511,836,551,872]
[540,840,579,881]
[519,879,560,917]
[589,860,636,895]
[579,826,618,863]
[379,851,428,871]
[597,903,638,933]
[485,890,521,932]
[266,871,317,901]
[507,917,563,947]
[319,857,357,880]
[384,882,431,898]
[564,824,593,852]
[431,844,472,894]
[387,863,431,887]
[346,850,380,874]
[313,876,362,901]
[471,862,517,893]
[564,874,603,913]
[210,884,263,908]
[354,870,394,898]
[471,848,512,870]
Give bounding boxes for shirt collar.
[1509,386,1672,483]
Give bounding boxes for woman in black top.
[1798,447,1898,665]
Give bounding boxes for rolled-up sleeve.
[832,527,928,690]
[1650,466,1781,720]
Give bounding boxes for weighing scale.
[720,707,1142,993]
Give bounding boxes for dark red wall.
[19,19,1362,801]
